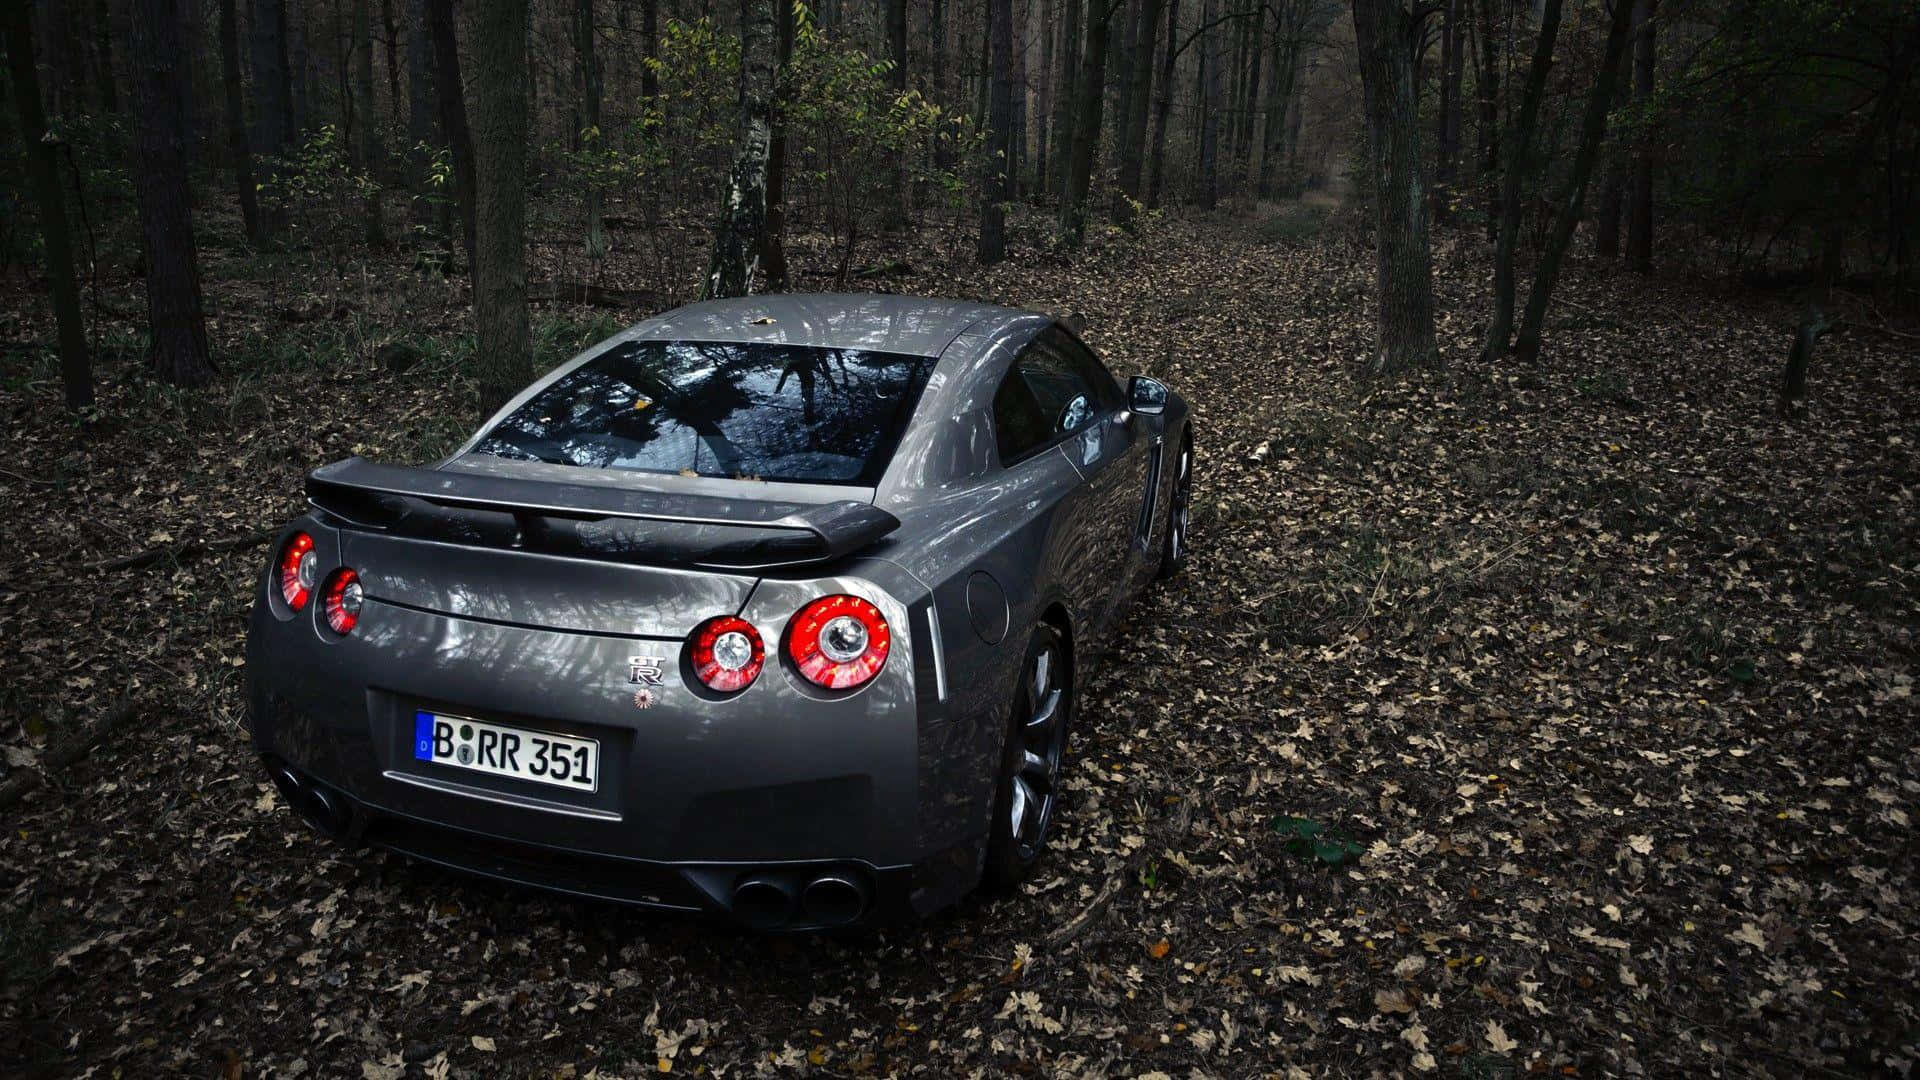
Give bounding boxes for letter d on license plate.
[413,710,599,792]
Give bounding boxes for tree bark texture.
[761,0,793,290]
[575,0,606,261]
[1514,0,1636,361]
[469,0,531,409]
[1350,0,1437,374]
[4,0,93,407]
[1625,0,1655,273]
[1052,0,1082,198]
[427,0,477,261]
[1484,0,1562,360]
[1112,0,1164,222]
[130,0,216,387]
[352,0,387,247]
[1198,0,1221,209]
[216,0,262,242]
[1058,0,1111,244]
[704,0,775,298]
[1145,0,1178,209]
[406,0,435,231]
[981,0,1014,262]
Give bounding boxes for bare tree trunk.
[250,0,294,233]
[1350,0,1437,374]
[1058,0,1112,244]
[641,0,661,224]
[574,0,606,263]
[886,0,910,225]
[705,0,775,298]
[131,0,216,387]
[381,0,402,130]
[216,0,262,243]
[981,0,1015,262]
[426,0,477,262]
[352,0,387,247]
[1514,0,1635,362]
[1035,0,1053,194]
[469,0,530,409]
[1472,0,1498,238]
[406,0,435,233]
[1236,0,1263,186]
[1010,0,1028,197]
[92,0,120,113]
[1257,1,1295,198]
[1484,0,1561,360]
[1145,0,1178,209]
[762,0,793,289]
[1052,0,1082,198]
[1624,0,1655,273]
[1197,0,1222,210]
[1112,0,1163,221]
[1434,0,1461,222]
[5,0,92,408]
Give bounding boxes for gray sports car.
[247,293,1192,930]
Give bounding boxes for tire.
[982,623,1073,890]
[1156,431,1193,580]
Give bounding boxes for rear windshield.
[472,340,936,486]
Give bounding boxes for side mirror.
[1128,375,1169,416]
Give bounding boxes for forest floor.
[0,208,1916,1078]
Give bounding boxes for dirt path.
[1,217,1915,1077]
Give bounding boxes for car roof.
[622,293,1032,358]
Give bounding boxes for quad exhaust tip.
[264,757,352,838]
[800,873,869,927]
[731,876,797,930]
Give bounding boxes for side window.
[992,335,1121,466]
[1046,331,1124,410]
[992,367,1052,464]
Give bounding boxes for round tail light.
[787,595,890,690]
[690,615,764,692]
[278,532,317,610]
[322,568,363,634]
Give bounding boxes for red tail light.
[322,569,363,634]
[278,532,317,610]
[689,615,764,692]
[787,595,890,690]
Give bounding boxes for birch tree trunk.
[1350,0,1437,374]
[704,0,775,298]
[470,0,531,409]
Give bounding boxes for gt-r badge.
[629,655,664,686]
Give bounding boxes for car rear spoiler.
[305,457,900,571]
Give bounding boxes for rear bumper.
[245,522,994,929]
[261,753,931,929]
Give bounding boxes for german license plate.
[412,710,599,793]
